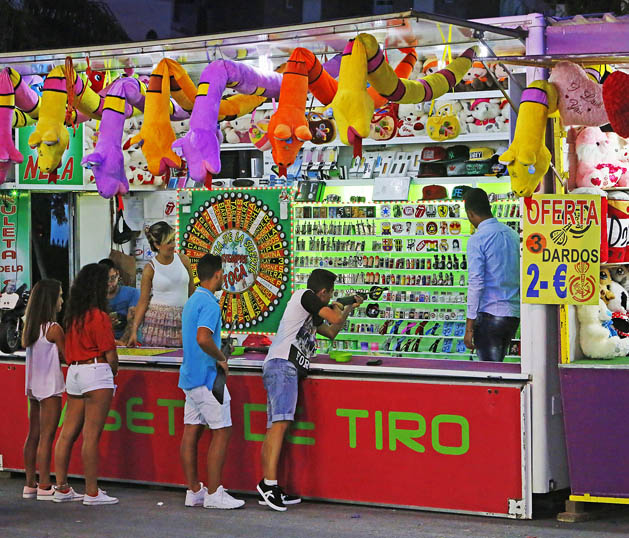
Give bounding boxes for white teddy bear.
[223,115,252,144]
[466,98,502,133]
[577,300,629,358]
[496,99,510,131]
[396,103,428,137]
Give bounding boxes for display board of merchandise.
[292,195,521,361]
[178,188,291,333]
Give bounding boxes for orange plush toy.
[268,50,314,177]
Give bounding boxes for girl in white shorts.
[22,279,65,501]
[53,263,120,506]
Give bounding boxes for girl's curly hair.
[64,263,109,331]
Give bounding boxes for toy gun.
[336,285,388,306]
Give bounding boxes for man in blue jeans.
[257,269,363,511]
[463,188,520,361]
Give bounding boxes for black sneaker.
[256,479,287,512]
[257,485,301,506]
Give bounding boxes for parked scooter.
[0,282,29,353]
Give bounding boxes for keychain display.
[292,200,520,359]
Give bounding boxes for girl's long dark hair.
[64,263,109,331]
[22,279,62,348]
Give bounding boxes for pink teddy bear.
[575,127,627,189]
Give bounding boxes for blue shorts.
[262,358,298,428]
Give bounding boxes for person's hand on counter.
[127,331,140,347]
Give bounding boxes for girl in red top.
[53,263,120,506]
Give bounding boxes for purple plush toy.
[81,77,144,198]
[172,60,282,183]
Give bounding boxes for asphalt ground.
[2,475,629,537]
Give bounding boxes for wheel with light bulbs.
[179,189,291,332]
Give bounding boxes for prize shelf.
[220,132,510,151]
[294,265,467,275]
[294,217,518,222]
[292,249,464,253]
[292,234,472,238]
[329,283,467,289]
[335,332,522,341]
[253,90,508,112]
[323,176,512,187]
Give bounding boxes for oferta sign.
[1,367,524,516]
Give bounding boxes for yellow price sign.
[523,195,601,305]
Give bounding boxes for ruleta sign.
[523,195,600,305]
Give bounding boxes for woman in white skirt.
[22,279,65,501]
[128,221,195,347]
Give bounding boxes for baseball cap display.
[418,162,447,177]
[419,146,447,162]
[443,145,469,162]
[468,147,494,161]
[466,147,502,176]
[446,161,467,176]
[422,184,448,200]
[451,185,472,199]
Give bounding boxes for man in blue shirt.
[463,189,520,362]
[178,253,244,510]
[99,258,140,342]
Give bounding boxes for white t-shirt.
[150,254,189,308]
[264,289,328,365]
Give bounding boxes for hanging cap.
[422,185,448,200]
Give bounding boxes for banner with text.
[0,192,31,288]
[17,125,84,187]
[523,195,600,305]
[0,365,524,516]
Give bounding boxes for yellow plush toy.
[330,38,373,156]
[499,80,558,197]
[28,66,70,176]
[357,33,475,104]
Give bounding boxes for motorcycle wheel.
[0,318,20,353]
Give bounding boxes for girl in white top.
[22,279,65,501]
[128,221,195,348]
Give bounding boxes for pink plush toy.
[612,133,629,187]
[575,127,627,189]
[549,61,609,127]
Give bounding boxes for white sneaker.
[23,485,37,499]
[83,489,119,506]
[185,482,207,507]
[203,485,245,509]
[53,487,84,503]
[36,486,56,501]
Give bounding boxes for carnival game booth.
[0,11,565,518]
[488,14,629,512]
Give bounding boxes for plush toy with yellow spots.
[499,80,558,197]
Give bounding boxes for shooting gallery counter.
[0,350,531,517]
[98,347,529,380]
